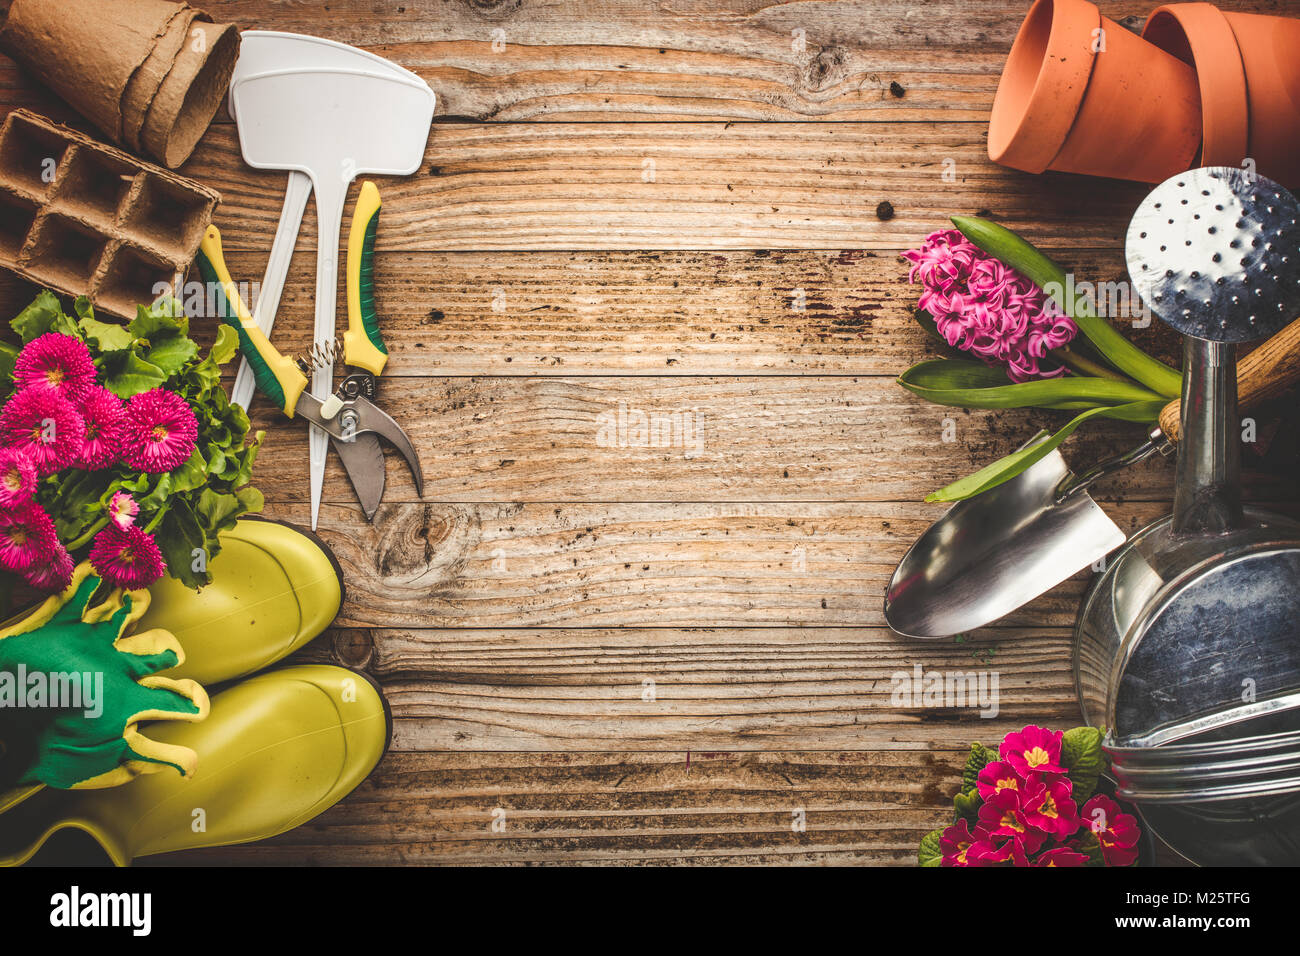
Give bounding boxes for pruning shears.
[196,182,423,528]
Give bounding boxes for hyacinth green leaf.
[1061,726,1104,802]
[951,216,1182,399]
[925,400,1167,502]
[918,828,944,867]
[898,359,1163,409]
[961,742,997,795]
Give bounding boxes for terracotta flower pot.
[1141,4,1248,169]
[988,0,1203,183]
[1223,10,1300,189]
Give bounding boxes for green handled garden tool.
[195,183,423,526]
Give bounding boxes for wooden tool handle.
[1159,317,1300,442]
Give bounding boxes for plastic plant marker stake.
[227,33,428,412]
[229,68,434,529]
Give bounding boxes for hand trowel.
[226,31,428,413]
[230,66,434,530]
[885,314,1300,639]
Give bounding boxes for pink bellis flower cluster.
[0,333,198,591]
[941,725,1141,867]
[903,230,1079,383]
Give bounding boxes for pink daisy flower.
[107,491,139,530]
[0,501,58,574]
[23,537,73,592]
[88,523,166,589]
[0,388,85,476]
[13,333,97,403]
[76,386,127,471]
[1000,724,1067,777]
[1082,794,1141,866]
[0,448,37,508]
[121,389,198,474]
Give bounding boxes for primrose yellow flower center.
[997,776,1018,791]
[1000,811,1022,832]
[1039,794,1058,819]
[1024,746,1052,768]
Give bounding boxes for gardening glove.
[0,564,209,790]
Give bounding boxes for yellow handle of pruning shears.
[197,225,307,418]
[344,181,389,376]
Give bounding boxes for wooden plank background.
[2,0,1298,866]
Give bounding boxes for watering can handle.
[1158,316,1300,443]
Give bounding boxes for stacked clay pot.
[989,0,1300,188]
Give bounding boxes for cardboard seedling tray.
[0,110,219,319]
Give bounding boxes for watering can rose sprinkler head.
[1124,168,1300,536]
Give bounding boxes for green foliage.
[918,828,944,867]
[961,742,997,794]
[953,789,980,824]
[6,293,264,589]
[1061,726,1104,803]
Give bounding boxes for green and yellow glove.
[0,565,209,790]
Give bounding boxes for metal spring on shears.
[296,338,342,374]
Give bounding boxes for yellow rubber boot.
[140,518,344,686]
[0,665,389,865]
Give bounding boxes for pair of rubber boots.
[0,518,387,866]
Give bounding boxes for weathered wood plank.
[52,0,1269,123]
[240,374,1297,504]
[148,750,960,866]
[290,624,1074,751]
[179,122,1149,251]
[194,247,1183,375]
[255,499,1217,630]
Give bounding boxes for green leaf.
[167,448,209,496]
[918,828,944,867]
[78,314,134,352]
[951,216,1182,399]
[925,400,1168,502]
[143,333,198,375]
[11,291,77,342]
[156,501,208,589]
[195,488,243,533]
[207,324,239,366]
[1075,830,1106,867]
[1061,726,1104,802]
[129,298,188,341]
[99,350,167,398]
[953,789,981,824]
[961,742,997,794]
[898,359,1163,409]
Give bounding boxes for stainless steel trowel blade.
[885,438,1126,638]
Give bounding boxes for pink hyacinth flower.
[1000,724,1067,777]
[902,229,1077,382]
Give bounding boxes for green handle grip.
[344,181,389,375]
[196,225,306,417]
